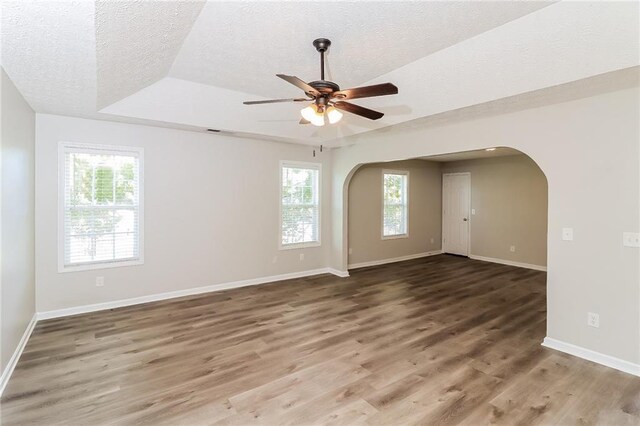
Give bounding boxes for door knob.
[463,218,468,221]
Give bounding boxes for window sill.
[279,241,321,251]
[59,258,143,273]
[382,234,409,240]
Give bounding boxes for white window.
[59,143,143,271]
[280,161,321,248]
[382,170,409,238]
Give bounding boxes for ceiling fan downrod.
[313,38,331,81]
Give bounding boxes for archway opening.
[345,147,548,272]
[342,146,549,345]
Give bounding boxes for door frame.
[442,172,471,256]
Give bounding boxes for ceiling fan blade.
[333,83,398,100]
[333,101,384,120]
[299,118,310,125]
[243,98,308,105]
[276,74,320,97]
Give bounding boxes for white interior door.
[442,173,470,256]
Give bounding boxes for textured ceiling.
[169,1,552,97]
[95,0,205,109]
[1,1,638,146]
[1,0,97,116]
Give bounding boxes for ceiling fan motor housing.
[308,80,340,94]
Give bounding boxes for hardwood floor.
[2,255,639,425]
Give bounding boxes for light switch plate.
[588,312,599,328]
[562,227,573,241]
[471,209,476,215]
[623,232,640,248]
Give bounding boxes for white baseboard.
[348,250,443,270]
[1,313,37,397]
[37,267,344,320]
[542,337,640,377]
[326,268,350,278]
[469,254,547,271]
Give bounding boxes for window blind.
[383,172,408,237]
[281,163,320,247]
[62,145,141,267]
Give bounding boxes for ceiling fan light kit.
[326,106,343,124]
[243,38,398,126]
[300,104,325,126]
[300,103,343,127]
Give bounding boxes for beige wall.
[1,69,36,375]
[347,155,547,268]
[441,155,548,267]
[348,160,441,266]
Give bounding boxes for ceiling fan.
[243,38,398,126]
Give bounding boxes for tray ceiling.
[1,1,638,146]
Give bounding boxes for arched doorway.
[344,148,548,272]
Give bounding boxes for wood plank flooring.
[2,255,639,425]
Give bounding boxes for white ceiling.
[420,148,522,163]
[169,1,551,97]
[96,0,205,109]
[2,1,638,146]
[1,1,97,117]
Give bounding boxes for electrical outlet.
[96,276,104,287]
[510,245,516,252]
[588,312,599,328]
[562,227,574,241]
[348,248,353,255]
[299,253,304,261]
[272,256,278,264]
[623,232,640,248]
[430,238,435,244]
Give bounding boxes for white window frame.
[382,169,409,240]
[279,160,322,250]
[58,142,145,272]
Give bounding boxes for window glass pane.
[94,164,114,205]
[69,154,94,206]
[67,207,116,236]
[63,146,141,268]
[384,174,403,205]
[115,156,136,205]
[383,172,408,236]
[281,165,319,246]
[114,209,136,233]
[114,232,136,259]
[68,235,91,264]
[67,233,115,264]
[94,233,116,262]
